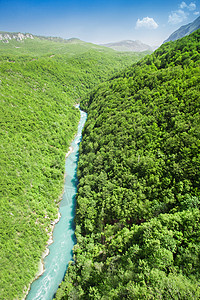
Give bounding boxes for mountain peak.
[101,40,152,52]
[164,16,200,43]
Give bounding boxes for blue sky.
[0,0,199,45]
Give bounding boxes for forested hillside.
[0,37,146,300]
[56,30,200,299]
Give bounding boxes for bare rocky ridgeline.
[0,32,34,43]
[0,32,82,44]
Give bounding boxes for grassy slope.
[55,30,200,299]
[0,36,100,56]
[0,36,147,299]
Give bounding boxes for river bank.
[22,211,61,300]
[22,144,75,300]
[24,108,87,300]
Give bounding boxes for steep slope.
[0,36,148,299]
[101,40,152,52]
[164,16,200,42]
[56,30,200,299]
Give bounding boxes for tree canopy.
[56,30,200,299]
[0,38,145,299]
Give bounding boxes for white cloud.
[194,11,200,15]
[168,9,188,24]
[136,17,158,29]
[180,1,196,10]
[188,2,196,10]
[180,1,187,9]
[168,2,197,24]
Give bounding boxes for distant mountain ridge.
[0,31,152,53]
[164,16,200,43]
[0,31,83,44]
[101,40,152,52]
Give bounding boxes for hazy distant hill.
[164,16,200,43]
[34,36,84,44]
[101,40,152,52]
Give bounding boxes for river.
[26,107,87,300]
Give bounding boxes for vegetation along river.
[26,107,87,300]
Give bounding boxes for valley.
[0,28,199,300]
[0,33,147,299]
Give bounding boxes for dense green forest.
[56,30,200,299]
[0,37,146,299]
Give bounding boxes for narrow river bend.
[26,107,87,300]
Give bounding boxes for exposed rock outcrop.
[0,32,34,43]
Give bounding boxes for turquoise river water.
[26,107,87,300]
